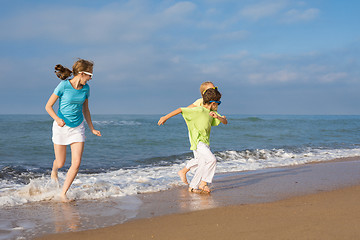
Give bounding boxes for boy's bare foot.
[178,169,189,185]
[188,187,202,193]
[199,184,211,193]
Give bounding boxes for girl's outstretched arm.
[158,108,182,125]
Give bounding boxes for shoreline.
[35,158,360,240]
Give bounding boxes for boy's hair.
[200,81,214,96]
[203,88,221,105]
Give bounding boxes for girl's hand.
[92,129,102,136]
[56,118,65,127]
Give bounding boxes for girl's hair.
[54,64,72,80]
[54,59,94,80]
[200,81,214,96]
[203,88,221,105]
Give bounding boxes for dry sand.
[37,159,360,240]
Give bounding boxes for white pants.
[189,142,217,189]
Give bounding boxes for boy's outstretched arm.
[158,108,182,125]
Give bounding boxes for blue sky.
[0,0,359,115]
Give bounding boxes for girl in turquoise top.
[158,88,227,193]
[45,59,101,202]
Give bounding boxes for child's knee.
[206,155,217,164]
[70,164,80,172]
[70,160,82,171]
[54,159,65,168]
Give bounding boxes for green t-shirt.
[181,106,221,150]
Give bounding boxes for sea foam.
[1,147,360,207]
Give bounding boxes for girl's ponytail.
[54,64,72,80]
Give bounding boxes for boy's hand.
[209,112,218,118]
[158,116,167,125]
[209,112,228,125]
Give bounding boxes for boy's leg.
[179,151,199,185]
[185,132,199,170]
[189,142,216,190]
[199,145,217,184]
[185,157,198,170]
[178,168,189,185]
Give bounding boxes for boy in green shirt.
[158,88,227,193]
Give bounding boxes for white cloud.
[240,0,288,21]
[319,72,348,83]
[163,1,196,16]
[239,1,320,24]
[222,50,249,60]
[248,70,298,84]
[283,8,320,23]
[172,40,208,51]
[200,65,221,74]
[211,30,249,41]
[0,1,197,44]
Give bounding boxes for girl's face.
[79,71,93,85]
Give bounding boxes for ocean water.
[1,114,360,239]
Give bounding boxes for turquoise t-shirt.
[53,80,90,128]
[181,106,221,150]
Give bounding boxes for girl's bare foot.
[178,169,189,185]
[60,194,73,203]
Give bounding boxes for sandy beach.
[37,185,360,240]
[36,158,360,240]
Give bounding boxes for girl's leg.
[52,144,67,181]
[61,142,84,201]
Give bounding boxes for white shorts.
[52,121,86,145]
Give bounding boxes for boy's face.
[210,102,219,111]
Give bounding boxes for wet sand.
[36,158,360,240]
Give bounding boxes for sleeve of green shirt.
[181,106,202,121]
